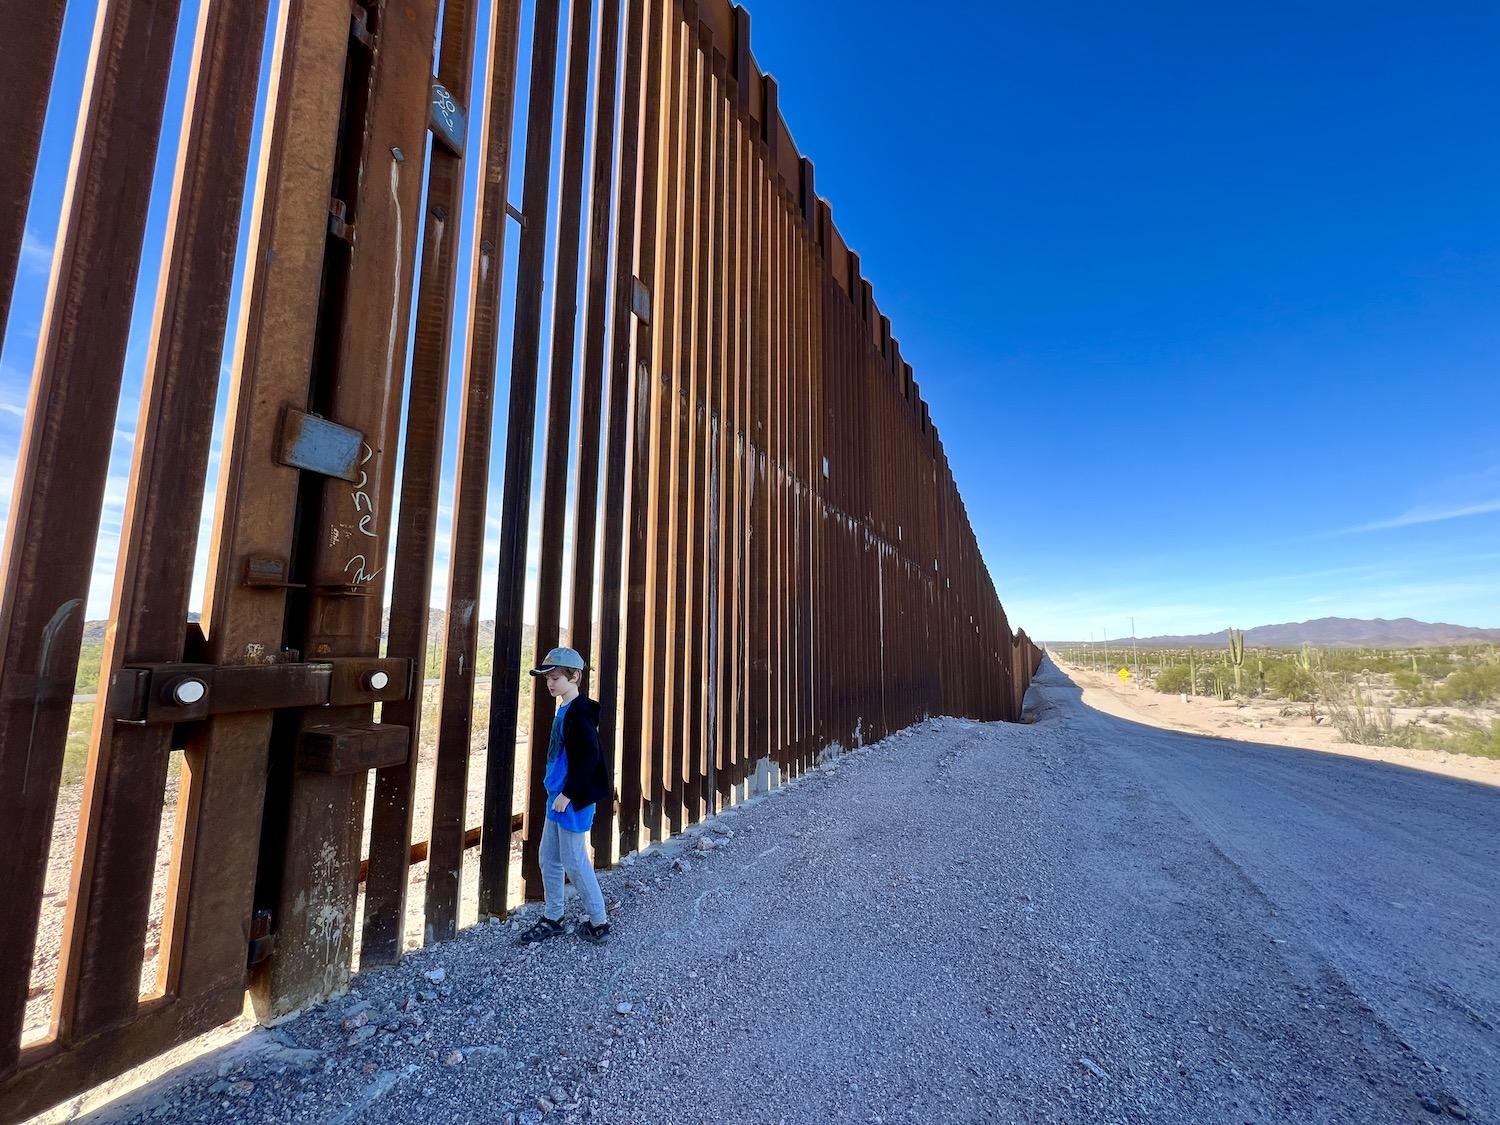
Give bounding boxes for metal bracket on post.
[349,3,376,51]
[327,198,355,246]
[276,408,365,481]
[630,277,651,324]
[106,657,412,724]
[296,722,409,774]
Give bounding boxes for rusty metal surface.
[430,0,523,933]
[618,0,672,852]
[362,0,481,969]
[0,0,66,346]
[259,0,441,1018]
[671,14,707,829]
[482,0,564,915]
[645,0,688,842]
[0,0,187,1066]
[574,0,624,866]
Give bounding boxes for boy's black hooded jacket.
[560,697,613,809]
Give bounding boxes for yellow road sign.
[1118,667,1129,681]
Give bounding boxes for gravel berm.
[77,658,1497,1124]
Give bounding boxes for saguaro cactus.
[1227,628,1245,693]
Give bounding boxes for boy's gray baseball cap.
[529,646,587,677]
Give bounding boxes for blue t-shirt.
[543,698,595,832]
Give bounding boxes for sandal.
[577,920,610,945]
[517,915,565,944]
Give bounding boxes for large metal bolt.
[170,677,208,706]
[364,670,391,692]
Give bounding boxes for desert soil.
[1053,656,1500,791]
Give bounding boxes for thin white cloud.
[19,229,52,274]
[1339,498,1500,535]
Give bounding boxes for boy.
[518,647,613,945]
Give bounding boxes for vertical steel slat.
[774,129,792,780]
[729,4,750,794]
[481,0,564,914]
[772,191,788,777]
[810,217,823,760]
[572,0,626,868]
[523,0,600,901]
[811,208,827,763]
[52,0,273,1040]
[790,208,804,746]
[846,273,858,744]
[666,2,701,834]
[0,0,67,345]
[782,192,797,771]
[747,135,768,789]
[263,0,441,1017]
[608,0,662,862]
[799,195,812,771]
[429,0,524,933]
[708,48,732,810]
[642,0,685,841]
[834,267,846,748]
[767,128,781,779]
[362,0,482,967]
[798,203,813,771]
[778,181,792,775]
[0,0,185,1065]
[765,169,780,778]
[840,266,853,744]
[784,196,798,774]
[165,0,352,1033]
[664,4,698,833]
[708,37,729,811]
[740,118,755,789]
[726,99,747,796]
[680,18,713,825]
[846,283,859,744]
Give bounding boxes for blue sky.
[743,0,1500,640]
[4,0,1498,644]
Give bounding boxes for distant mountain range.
[1052,617,1500,649]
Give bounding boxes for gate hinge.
[107,657,412,725]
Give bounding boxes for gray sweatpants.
[540,816,607,926]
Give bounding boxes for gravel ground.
[70,658,1497,1124]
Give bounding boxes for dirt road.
[55,658,1497,1124]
